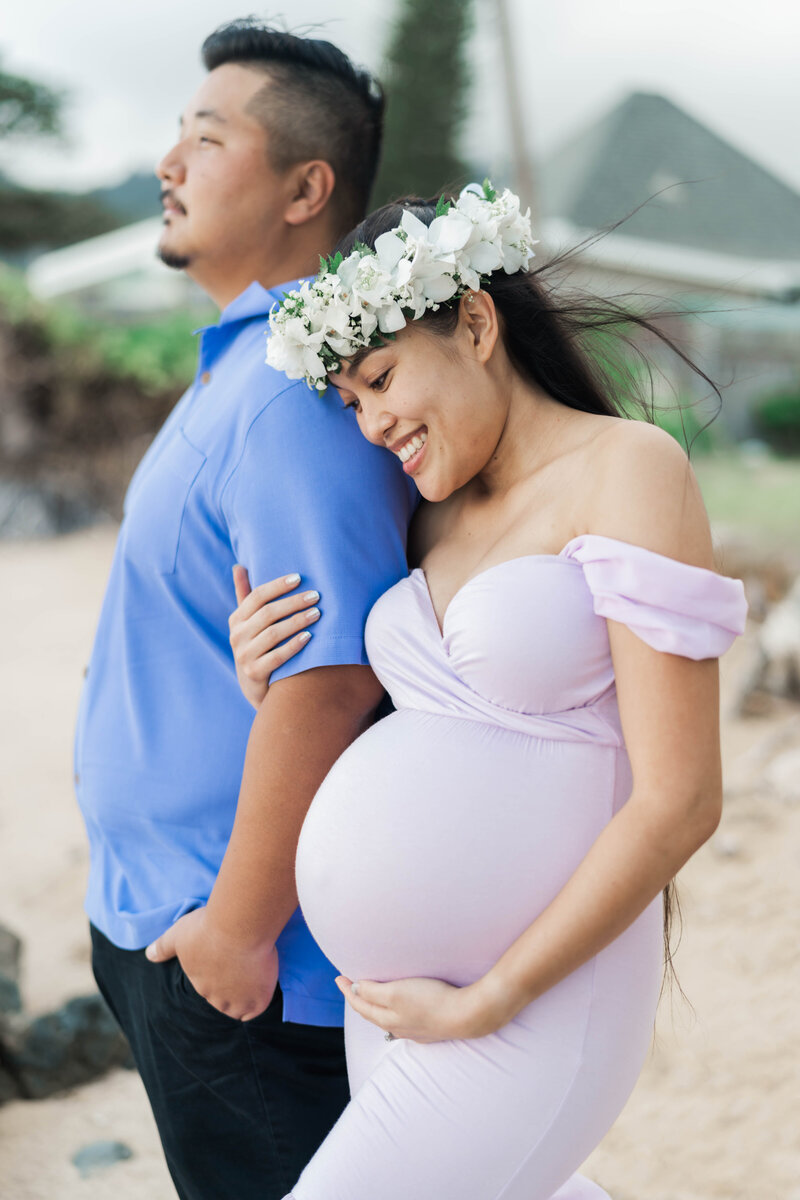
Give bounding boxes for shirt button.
[83,665,89,678]
[200,371,211,385]
[74,773,80,786]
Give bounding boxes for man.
[76,20,414,1200]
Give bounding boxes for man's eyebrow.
[179,109,228,128]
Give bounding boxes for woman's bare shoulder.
[580,418,713,568]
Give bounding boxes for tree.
[0,186,121,256]
[0,55,64,140]
[372,0,473,208]
[0,54,122,258]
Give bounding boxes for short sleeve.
[563,534,748,660]
[221,381,417,683]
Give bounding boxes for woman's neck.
[474,376,574,501]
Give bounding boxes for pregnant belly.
[296,710,619,985]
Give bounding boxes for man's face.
[156,63,287,278]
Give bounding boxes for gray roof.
[541,92,800,261]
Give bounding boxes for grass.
[692,452,800,540]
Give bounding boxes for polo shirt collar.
[218,277,309,327]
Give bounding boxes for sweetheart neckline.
[412,545,584,638]
[408,533,727,638]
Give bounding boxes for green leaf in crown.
[318,249,345,277]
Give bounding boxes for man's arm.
[146,663,383,1018]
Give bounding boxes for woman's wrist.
[459,968,531,1038]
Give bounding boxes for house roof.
[540,92,800,263]
[27,218,167,298]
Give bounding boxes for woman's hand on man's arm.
[229,565,321,707]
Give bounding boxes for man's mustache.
[161,189,187,214]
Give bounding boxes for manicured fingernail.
[145,944,157,961]
[303,590,319,602]
[285,573,300,586]
[351,981,360,996]
[305,608,320,621]
[299,631,312,643]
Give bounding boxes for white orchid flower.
[265,180,537,391]
[374,231,406,272]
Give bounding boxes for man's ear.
[460,290,499,364]
[284,160,337,227]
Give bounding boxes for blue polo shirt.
[74,280,415,1026]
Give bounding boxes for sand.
[0,526,798,1200]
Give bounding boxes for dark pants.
[91,925,349,1200]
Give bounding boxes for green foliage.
[0,183,122,254]
[0,55,132,254]
[579,312,719,456]
[89,315,203,394]
[0,259,31,319]
[0,54,64,140]
[0,265,200,393]
[372,0,474,207]
[319,249,345,277]
[650,403,717,455]
[693,452,800,539]
[753,387,800,454]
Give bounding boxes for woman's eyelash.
[342,368,390,411]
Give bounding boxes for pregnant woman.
[230,184,747,1199]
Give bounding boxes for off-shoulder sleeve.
[562,534,748,659]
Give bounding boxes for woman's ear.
[284,160,337,226]
[459,290,499,364]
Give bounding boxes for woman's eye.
[343,398,361,413]
[369,370,390,390]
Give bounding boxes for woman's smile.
[388,427,429,472]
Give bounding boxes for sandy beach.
[0,525,798,1200]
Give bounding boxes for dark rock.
[0,923,23,1015]
[3,993,130,1100]
[0,1057,20,1103]
[71,1140,133,1178]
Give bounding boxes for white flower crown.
[265,180,537,393]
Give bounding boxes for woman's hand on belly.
[335,973,493,1043]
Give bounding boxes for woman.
[229,184,747,1199]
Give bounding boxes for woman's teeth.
[397,432,427,463]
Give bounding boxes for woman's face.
[329,297,508,502]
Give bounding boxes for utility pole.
[494,0,538,223]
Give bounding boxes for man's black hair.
[202,18,385,234]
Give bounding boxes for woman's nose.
[363,405,396,446]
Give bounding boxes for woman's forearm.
[463,786,721,1036]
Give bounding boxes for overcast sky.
[3,0,799,195]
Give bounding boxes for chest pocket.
[122,429,207,576]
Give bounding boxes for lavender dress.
[287,535,747,1200]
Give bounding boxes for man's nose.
[155,144,186,185]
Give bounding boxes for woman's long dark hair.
[337,197,721,451]
[337,196,715,988]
